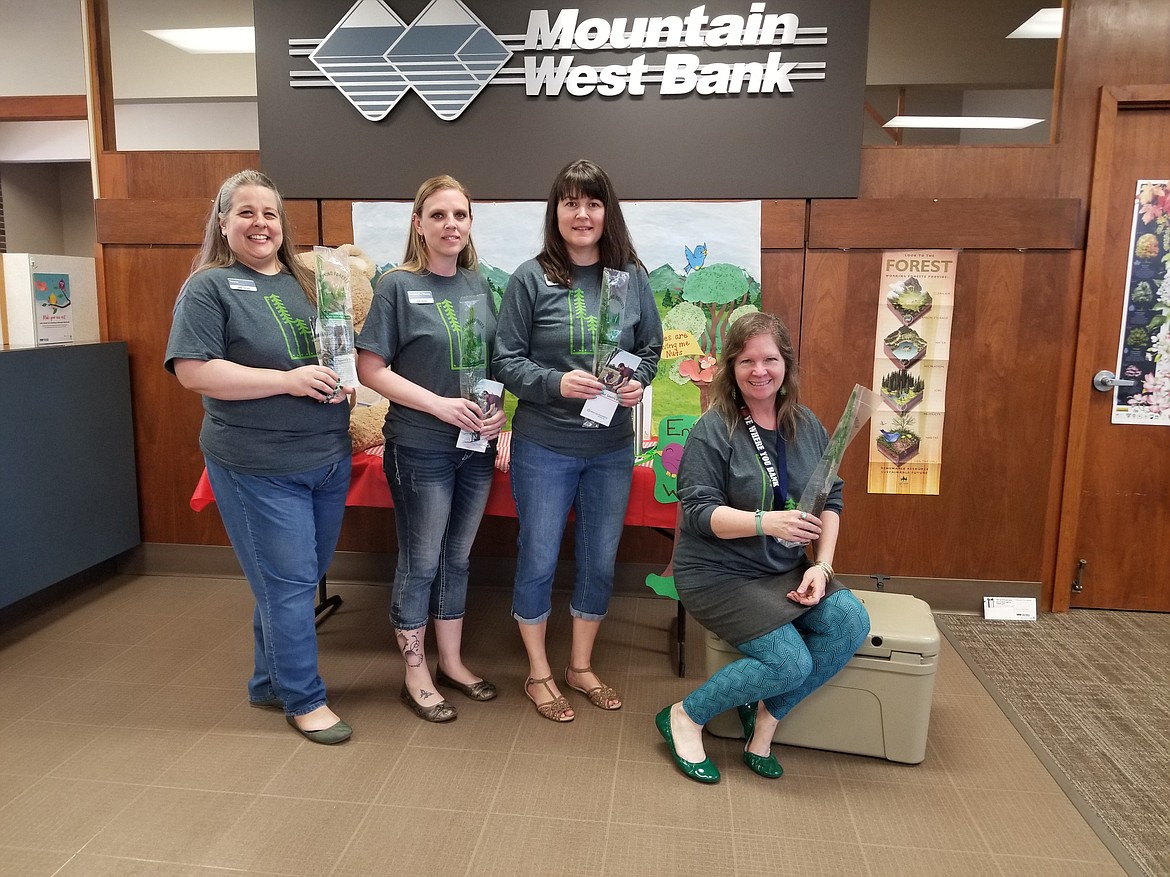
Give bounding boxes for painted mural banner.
[867,250,957,495]
[352,198,763,441]
[1110,180,1170,425]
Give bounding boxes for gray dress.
[673,407,844,645]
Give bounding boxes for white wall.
[1,162,94,257]
[0,0,87,95]
[114,101,258,150]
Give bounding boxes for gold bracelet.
[813,560,834,581]
[754,509,765,536]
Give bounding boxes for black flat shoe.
[285,715,352,745]
[400,683,457,722]
[435,667,497,701]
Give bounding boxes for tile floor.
[0,573,1125,876]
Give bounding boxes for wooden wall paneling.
[83,0,116,156]
[96,199,320,248]
[800,250,1078,590]
[1055,1,1170,200]
[809,199,1084,250]
[96,153,128,199]
[858,146,1062,200]
[322,201,356,245]
[116,152,261,199]
[761,200,807,249]
[0,95,88,121]
[760,250,805,350]
[102,245,228,546]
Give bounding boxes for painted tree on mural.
[662,262,757,410]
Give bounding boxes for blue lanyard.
[742,411,787,510]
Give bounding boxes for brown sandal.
[525,676,574,722]
[565,665,622,711]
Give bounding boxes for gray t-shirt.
[164,265,350,476]
[355,267,497,450]
[674,405,843,586]
[493,258,663,457]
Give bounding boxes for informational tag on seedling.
[582,348,642,426]
[458,379,504,452]
[982,596,1037,621]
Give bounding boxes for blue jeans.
[385,442,495,630]
[205,455,351,717]
[509,437,634,623]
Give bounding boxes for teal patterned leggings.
[683,589,871,726]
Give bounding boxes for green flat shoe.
[655,706,720,784]
[736,702,757,740]
[249,697,284,711]
[285,715,352,745]
[742,745,783,779]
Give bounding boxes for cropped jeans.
[385,441,495,631]
[509,437,633,624]
[205,454,351,717]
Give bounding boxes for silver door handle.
[1092,369,1136,392]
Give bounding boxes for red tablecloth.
[191,445,678,530]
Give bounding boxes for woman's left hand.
[787,565,828,607]
[479,407,507,441]
[617,379,644,408]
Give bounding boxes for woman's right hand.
[763,509,822,545]
[285,365,343,403]
[431,396,485,433]
[560,369,605,399]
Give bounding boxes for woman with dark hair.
[493,159,663,722]
[655,312,870,781]
[165,170,353,744]
[356,175,504,723]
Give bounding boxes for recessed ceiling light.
[1006,8,1063,39]
[885,116,1045,130]
[145,27,255,54]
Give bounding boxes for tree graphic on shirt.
[265,294,316,361]
[567,287,597,355]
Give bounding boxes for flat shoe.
[249,697,283,711]
[655,706,720,783]
[524,675,574,722]
[435,667,497,702]
[736,702,758,740]
[400,683,457,723]
[742,745,783,779]
[285,715,352,745]
[565,665,621,710]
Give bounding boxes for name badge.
[407,290,434,304]
[228,278,257,291]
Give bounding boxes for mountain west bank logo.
[296,0,830,122]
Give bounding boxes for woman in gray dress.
[655,312,870,783]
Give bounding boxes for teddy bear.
[294,243,388,452]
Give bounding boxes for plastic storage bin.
[705,589,939,764]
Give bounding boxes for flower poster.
[1110,180,1170,425]
[867,250,958,495]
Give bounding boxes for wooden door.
[1055,86,1170,611]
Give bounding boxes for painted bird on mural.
[684,243,707,274]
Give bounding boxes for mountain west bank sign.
[255,0,870,199]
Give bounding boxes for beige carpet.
[938,610,1170,877]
